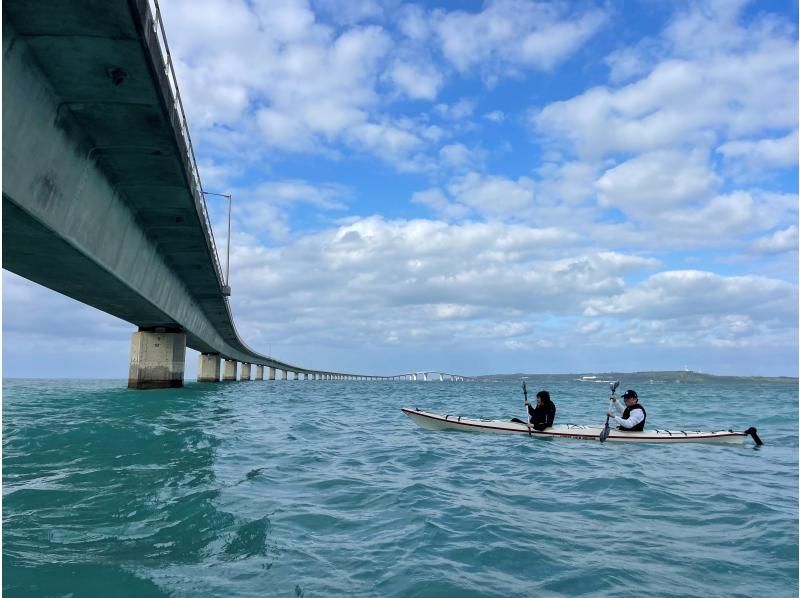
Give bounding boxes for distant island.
[475,370,798,384]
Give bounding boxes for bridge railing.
[144,0,226,287]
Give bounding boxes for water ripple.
[3,379,797,597]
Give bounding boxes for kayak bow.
[401,407,761,445]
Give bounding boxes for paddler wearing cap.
[607,389,646,431]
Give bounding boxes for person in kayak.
[607,389,646,431]
[525,390,557,430]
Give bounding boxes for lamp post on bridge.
[202,191,232,296]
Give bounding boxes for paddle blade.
[522,381,528,401]
[599,420,610,443]
[610,380,620,394]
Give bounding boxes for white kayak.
[401,407,763,445]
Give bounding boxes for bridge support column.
[281,369,288,380]
[198,353,221,383]
[269,367,276,380]
[128,330,186,389]
[255,365,264,380]
[241,363,251,380]
[223,360,238,381]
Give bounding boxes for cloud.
[230,180,350,242]
[217,218,795,369]
[717,129,799,174]
[432,0,606,75]
[751,225,798,255]
[582,270,796,322]
[411,188,470,220]
[434,98,477,121]
[387,59,444,100]
[533,5,797,160]
[484,110,505,123]
[413,172,542,221]
[595,150,719,218]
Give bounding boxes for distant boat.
[575,375,614,383]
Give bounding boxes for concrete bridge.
[388,372,472,381]
[2,0,449,388]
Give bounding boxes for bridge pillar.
[255,365,264,380]
[128,330,186,389]
[241,363,251,380]
[198,353,221,383]
[281,369,288,380]
[223,360,238,381]
[269,367,276,380]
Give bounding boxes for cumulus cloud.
[751,225,798,255]
[413,172,542,221]
[595,150,720,218]
[387,59,444,100]
[582,270,796,322]
[717,130,799,179]
[533,5,797,160]
[432,0,606,75]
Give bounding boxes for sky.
[3,0,798,379]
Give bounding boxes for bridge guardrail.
[144,0,226,288]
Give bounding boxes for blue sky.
[3,0,798,378]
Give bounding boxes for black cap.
[622,389,638,400]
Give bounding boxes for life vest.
[619,404,646,431]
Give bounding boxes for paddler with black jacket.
[524,390,557,431]
[607,389,646,431]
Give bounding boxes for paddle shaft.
[600,381,620,443]
[522,382,531,436]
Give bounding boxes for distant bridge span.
[2,0,434,387]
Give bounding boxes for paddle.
[522,381,532,436]
[599,380,620,443]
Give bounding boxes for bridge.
[2,0,472,388]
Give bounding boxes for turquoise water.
[3,378,798,597]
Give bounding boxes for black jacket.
[527,401,556,431]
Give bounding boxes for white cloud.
[411,188,470,220]
[397,4,431,41]
[387,59,443,100]
[438,143,485,170]
[347,120,423,164]
[717,130,799,171]
[582,270,796,322]
[432,1,606,75]
[533,7,797,160]
[604,45,655,84]
[595,150,719,218]
[447,172,536,217]
[484,110,505,123]
[751,225,798,255]
[434,98,477,121]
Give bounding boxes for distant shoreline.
[475,371,798,384]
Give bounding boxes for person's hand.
[610,396,617,402]
[607,411,614,417]
[524,399,529,405]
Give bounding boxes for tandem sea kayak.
[401,407,763,445]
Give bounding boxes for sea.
[2,378,798,597]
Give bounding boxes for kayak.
[401,407,763,445]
